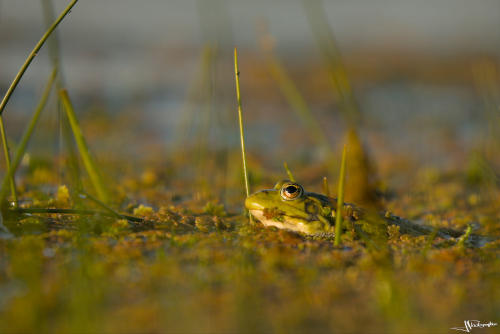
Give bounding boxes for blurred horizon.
[2,0,499,92]
[1,0,499,178]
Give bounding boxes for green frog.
[245,180,467,241]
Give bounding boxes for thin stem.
[59,89,108,203]
[0,0,78,117]
[283,162,296,182]
[234,48,250,198]
[0,117,17,206]
[42,0,82,194]
[322,176,330,197]
[78,191,122,219]
[334,144,347,246]
[0,69,57,204]
[266,55,330,151]
[41,0,63,84]
[457,224,473,248]
[234,48,254,224]
[302,0,360,126]
[12,207,144,223]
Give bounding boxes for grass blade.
[0,69,57,207]
[265,53,330,152]
[322,176,330,197]
[234,48,250,198]
[0,117,17,206]
[0,0,78,117]
[234,48,254,224]
[302,0,360,125]
[334,144,347,246]
[78,191,123,220]
[59,89,108,203]
[283,162,296,182]
[457,224,473,249]
[42,0,83,197]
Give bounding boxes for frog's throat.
[249,209,326,234]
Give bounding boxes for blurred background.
[1,3,499,332]
[1,0,499,203]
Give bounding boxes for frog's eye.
[280,182,304,201]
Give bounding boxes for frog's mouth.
[248,207,323,235]
[249,208,299,232]
[245,200,265,212]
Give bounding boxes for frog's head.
[245,180,334,235]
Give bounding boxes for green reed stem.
[422,227,438,257]
[0,69,57,206]
[302,0,360,126]
[59,89,108,203]
[283,162,296,182]
[334,144,347,246]
[266,56,330,152]
[322,176,330,197]
[0,117,17,206]
[234,48,254,224]
[78,191,123,220]
[457,224,473,249]
[0,0,78,118]
[42,0,63,82]
[42,0,83,197]
[234,48,250,198]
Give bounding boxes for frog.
[245,180,468,241]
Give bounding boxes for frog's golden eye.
[280,182,304,201]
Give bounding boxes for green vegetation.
[334,144,347,246]
[233,48,251,201]
[0,1,498,333]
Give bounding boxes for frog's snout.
[245,190,271,211]
[245,194,261,211]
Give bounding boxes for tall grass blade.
[283,162,296,182]
[59,89,108,203]
[302,0,360,125]
[334,144,347,246]
[322,176,330,197]
[174,45,214,151]
[234,48,253,224]
[302,2,380,205]
[78,191,122,220]
[0,117,17,206]
[42,0,83,196]
[41,0,64,84]
[457,224,473,249]
[0,0,78,117]
[234,48,250,199]
[0,69,57,206]
[266,54,330,152]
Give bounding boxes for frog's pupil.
[286,185,297,194]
